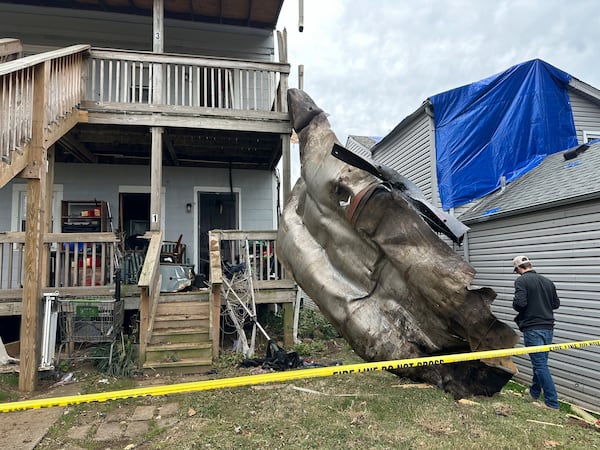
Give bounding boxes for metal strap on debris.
[2,339,599,413]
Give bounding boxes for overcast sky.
[276,0,600,148]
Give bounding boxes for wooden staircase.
[143,290,214,375]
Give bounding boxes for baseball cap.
[513,255,530,270]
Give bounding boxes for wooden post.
[149,127,163,231]
[41,145,55,285]
[209,231,223,359]
[277,29,292,206]
[149,0,164,232]
[281,134,291,207]
[282,302,294,349]
[138,286,149,364]
[211,284,221,359]
[152,0,164,103]
[19,61,50,392]
[153,0,164,53]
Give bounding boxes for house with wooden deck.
[0,0,298,391]
[366,60,600,412]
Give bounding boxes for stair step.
[149,328,210,345]
[159,291,209,303]
[156,301,209,315]
[145,341,212,363]
[142,357,213,376]
[150,330,210,345]
[153,315,209,330]
[147,341,212,352]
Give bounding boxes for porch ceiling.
[0,0,284,29]
[55,124,283,170]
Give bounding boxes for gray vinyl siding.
[569,90,600,143]
[372,112,435,203]
[0,4,274,61]
[463,200,600,412]
[345,138,373,160]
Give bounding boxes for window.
[582,130,600,143]
[11,184,63,232]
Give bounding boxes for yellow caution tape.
[1,339,599,413]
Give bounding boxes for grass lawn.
[2,308,599,449]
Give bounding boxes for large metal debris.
[277,89,519,399]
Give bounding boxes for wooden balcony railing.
[1,45,289,188]
[209,229,291,287]
[85,48,289,113]
[0,45,89,185]
[0,231,119,298]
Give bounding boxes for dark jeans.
[523,329,559,409]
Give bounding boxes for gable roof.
[372,60,600,210]
[458,141,600,224]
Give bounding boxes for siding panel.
[570,90,600,143]
[464,200,600,412]
[372,113,434,200]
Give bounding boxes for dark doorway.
[119,193,150,285]
[119,193,150,250]
[198,191,238,278]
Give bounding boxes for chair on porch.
[160,234,186,264]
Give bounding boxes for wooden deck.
[0,42,293,389]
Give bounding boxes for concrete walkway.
[67,402,180,444]
[0,379,182,449]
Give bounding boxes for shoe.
[533,401,559,411]
[524,388,537,401]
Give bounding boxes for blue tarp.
[430,59,577,210]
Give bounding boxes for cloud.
[277,0,600,146]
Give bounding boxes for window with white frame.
[11,184,63,232]
[582,130,600,143]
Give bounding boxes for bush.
[217,351,246,369]
[93,333,137,377]
[298,308,339,340]
[260,308,284,336]
[293,340,327,356]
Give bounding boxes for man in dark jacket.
[512,255,561,410]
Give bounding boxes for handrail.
[1,44,89,187]
[0,44,90,76]
[89,48,289,73]
[137,231,162,354]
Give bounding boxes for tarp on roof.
[430,59,577,210]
